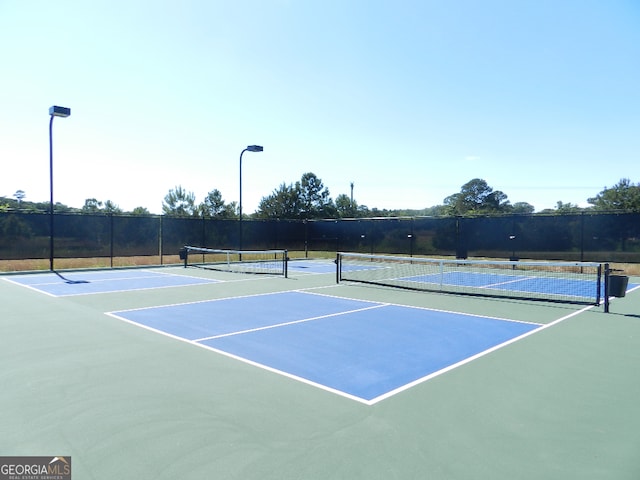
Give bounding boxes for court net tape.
[336,252,602,305]
[182,246,288,277]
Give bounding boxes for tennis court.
[3,269,220,296]
[2,257,639,479]
[108,290,543,404]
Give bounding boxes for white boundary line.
[366,303,597,404]
[104,276,635,405]
[2,276,60,297]
[105,308,373,405]
[2,270,221,297]
[298,287,542,326]
[194,303,388,341]
[106,287,567,405]
[107,289,303,314]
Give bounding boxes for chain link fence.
[1,211,638,268]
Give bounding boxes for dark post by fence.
[604,263,610,313]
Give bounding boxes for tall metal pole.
[49,115,55,271]
[48,106,71,271]
[238,145,263,254]
[239,148,248,253]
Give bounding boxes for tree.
[81,197,124,214]
[298,172,335,219]
[587,178,640,212]
[256,183,301,219]
[334,195,370,218]
[335,194,356,217]
[81,198,103,213]
[14,190,26,205]
[162,185,197,216]
[443,178,511,215]
[510,202,535,214]
[103,200,122,214]
[131,206,151,215]
[537,201,584,215]
[200,189,235,218]
[256,173,336,219]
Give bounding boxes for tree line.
[2,176,640,218]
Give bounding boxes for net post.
[336,253,341,284]
[284,250,288,278]
[604,263,610,313]
[596,263,602,305]
[179,246,188,268]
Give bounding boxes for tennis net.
[337,252,602,305]
[182,246,288,277]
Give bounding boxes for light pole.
[49,105,71,271]
[239,145,263,253]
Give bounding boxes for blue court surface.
[109,291,542,404]
[4,270,219,296]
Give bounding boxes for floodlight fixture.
[49,105,71,117]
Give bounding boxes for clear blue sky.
[1,0,639,214]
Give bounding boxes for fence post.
[159,215,163,265]
[604,263,610,313]
[580,211,585,263]
[109,213,114,268]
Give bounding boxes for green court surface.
[1,263,639,479]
